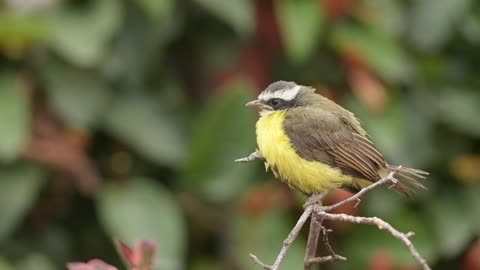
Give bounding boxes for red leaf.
[348,68,388,112]
[325,189,359,231]
[321,0,354,21]
[342,51,388,112]
[136,240,158,269]
[254,0,282,55]
[213,45,270,94]
[368,249,393,270]
[114,240,135,268]
[240,182,295,217]
[463,240,480,270]
[67,259,118,270]
[115,239,158,270]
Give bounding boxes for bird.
[243,80,428,199]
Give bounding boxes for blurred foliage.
[0,0,479,270]
[98,178,185,269]
[67,239,158,270]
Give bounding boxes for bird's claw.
[234,149,264,163]
[303,190,331,209]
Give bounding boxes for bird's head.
[246,81,313,116]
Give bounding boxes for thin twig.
[249,254,272,270]
[235,149,264,163]
[322,166,401,212]
[304,219,349,268]
[306,254,347,264]
[250,207,313,270]
[318,211,431,270]
[320,225,342,260]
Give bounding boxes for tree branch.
[318,211,430,270]
[249,207,313,270]
[306,254,347,264]
[304,207,322,270]
[248,166,431,270]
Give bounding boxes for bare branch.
[248,165,431,270]
[235,149,264,163]
[318,211,431,270]
[306,255,347,264]
[322,166,401,212]
[249,207,313,270]
[249,254,272,270]
[304,210,322,270]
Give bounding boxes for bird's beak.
[246,100,272,110]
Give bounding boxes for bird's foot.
[387,178,399,189]
[303,190,331,209]
[234,149,264,163]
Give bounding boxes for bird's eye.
[270,98,282,107]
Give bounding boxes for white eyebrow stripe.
[258,85,300,101]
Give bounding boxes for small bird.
[243,81,427,198]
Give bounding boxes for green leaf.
[233,209,305,270]
[135,0,174,20]
[42,61,110,129]
[331,23,411,82]
[275,0,325,64]
[102,94,185,168]
[97,178,186,270]
[194,0,254,36]
[48,0,123,67]
[361,188,406,220]
[16,253,57,270]
[0,12,49,53]
[0,72,30,162]
[462,11,480,44]
[191,257,222,270]
[182,80,257,202]
[0,164,45,242]
[344,210,437,268]
[426,187,477,257]
[466,184,480,232]
[0,257,14,270]
[433,88,480,137]
[361,0,406,37]
[409,0,472,51]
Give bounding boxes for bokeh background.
[1,0,480,269]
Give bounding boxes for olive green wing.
[283,107,386,182]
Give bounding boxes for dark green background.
[1,0,479,269]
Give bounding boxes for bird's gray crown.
[258,81,300,101]
[264,81,297,93]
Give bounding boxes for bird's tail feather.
[347,165,428,197]
[385,165,429,197]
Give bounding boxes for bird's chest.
[255,111,351,194]
[256,111,291,172]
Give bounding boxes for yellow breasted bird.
[244,81,427,196]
